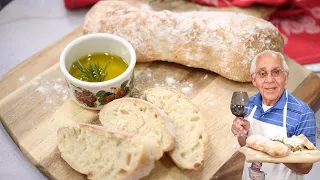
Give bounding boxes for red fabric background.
[192,0,320,64]
[64,0,99,9]
[64,0,320,64]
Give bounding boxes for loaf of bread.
[246,135,290,157]
[57,124,163,180]
[83,1,284,82]
[99,97,175,152]
[296,134,316,150]
[144,87,208,170]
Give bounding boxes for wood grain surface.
[1,1,320,180]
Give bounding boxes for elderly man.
[231,50,317,180]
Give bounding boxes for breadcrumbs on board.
[32,81,39,86]
[33,77,69,104]
[19,76,25,82]
[36,86,47,94]
[62,95,69,101]
[208,101,215,106]
[181,87,191,94]
[35,76,41,80]
[203,92,210,96]
[45,98,53,104]
[165,76,176,86]
[232,144,239,149]
[192,99,199,105]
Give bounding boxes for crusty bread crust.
[99,97,175,152]
[57,124,163,180]
[246,135,290,157]
[145,87,208,170]
[83,1,284,82]
[296,134,316,150]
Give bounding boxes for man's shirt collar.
[253,90,287,110]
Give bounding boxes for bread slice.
[57,124,163,180]
[99,98,175,152]
[295,134,316,150]
[145,87,208,170]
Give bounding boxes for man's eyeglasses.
[254,68,285,79]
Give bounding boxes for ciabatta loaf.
[145,87,208,170]
[246,135,290,157]
[57,124,163,180]
[83,1,284,82]
[99,98,175,152]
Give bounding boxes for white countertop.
[0,0,320,179]
[0,0,87,179]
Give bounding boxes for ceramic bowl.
[60,33,136,110]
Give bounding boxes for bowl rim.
[59,33,136,88]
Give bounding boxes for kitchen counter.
[0,0,87,179]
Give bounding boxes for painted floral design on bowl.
[68,76,133,108]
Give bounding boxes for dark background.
[0,0,12,10]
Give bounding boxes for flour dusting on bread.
[84,1,284,82]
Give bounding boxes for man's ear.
[251,74,257,87]
[285,72,289,85]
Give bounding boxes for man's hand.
[231,117,250,136]
[284,163,313,174]
[231,117,250,147]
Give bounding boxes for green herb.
[287,144,302,152]
[75,60,111,82]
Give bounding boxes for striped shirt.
[245,89,317,146]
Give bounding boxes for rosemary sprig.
[75,60,110,82]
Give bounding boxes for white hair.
[250,50,289,75]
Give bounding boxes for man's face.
[251,53,289,106]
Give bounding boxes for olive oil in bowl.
[69,52,128,82]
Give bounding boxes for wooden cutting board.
[239,146,320,163]
[1,1,320,180]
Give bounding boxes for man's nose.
[265,73,274,82]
